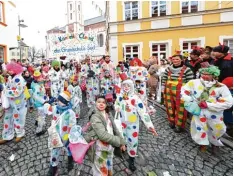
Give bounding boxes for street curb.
[148,99,233,148]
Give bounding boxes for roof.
[47,26,66,33]
[84,15,105,26]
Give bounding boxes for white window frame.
[0,2,3,23]
[180,1,205,14]
[149,40,172,64]
[219,35,233,54]
[179,37,205,54]
[122,1,142,21]
[149,1,171,17]
[122,42,143,61]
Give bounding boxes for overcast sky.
[15,0,105,50]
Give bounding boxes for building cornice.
[109,22,233,36]
[109,8,233,26]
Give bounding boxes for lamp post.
[18,15,28,62]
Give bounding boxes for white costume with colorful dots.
[2,75,27,140]
[48,68,64,98]
[86,77,100,108]
[114,80,155,157]
[181,79,233,146]
[44,103,76,167]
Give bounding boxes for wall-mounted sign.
[48,32,98,57]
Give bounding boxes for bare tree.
[29,46,45,62]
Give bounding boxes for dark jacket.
[214,53,233,82]
[23,76,33,89]
[185,59,202,78]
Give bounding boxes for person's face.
[105,57,110,62]
[7,70,14,75]
[37,76,44,83]
[171,56,182,66]
[201,72,213,81]
[54,65,59,70]
[200,53,210,60]
[190,54,199,60]
[73,80,78,85]
[122,83,131,93]
[24,71,30,77]
[62,66,65,70]
[58,100,66,107]
[96,98,107,111]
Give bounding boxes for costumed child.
[67,75,82,119]
[114,76,158,172]
[181,66,233,154]
[0,62,27,144]
[84,95,126,176]
[31,70,48,136]
[45,91,76,176]
[23,70,34,113]
[42,65,51,97]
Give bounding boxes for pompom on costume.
[181,66,233,146]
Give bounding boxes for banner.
[48,32,98,57]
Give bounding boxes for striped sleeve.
[161,67,169,87]
[185,67,194,82]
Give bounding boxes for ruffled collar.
[56,103,72,114]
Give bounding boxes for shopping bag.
[69,140,95,164]
[47,117,63,149]
[24,87,31,100]
[1,91,10,109]
[114,112,123,137]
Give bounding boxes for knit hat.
[199,66,220,77]
[190,46,203,56]
[57,91,71,105]
[33,70,42,79]
[119,73,128,81]
[222,77,233,89]
[213,44,229,53]
[6,62,24,75]
[51,60,60,67]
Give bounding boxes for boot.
[36,129,47,137]
[0,139,10,145]
[128,157,136,172]
[199,145,207,152]
[212,145,220,156]
[15,137,23,143]
[35,120,38,127]
[174,126,183,133]
[169,122,175,129]
[68,156,74,171]
[48,165,58,176]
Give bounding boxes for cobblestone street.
[0,100,233,176]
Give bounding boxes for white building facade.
[0,1,19,62]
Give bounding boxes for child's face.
[96,98,107,111]
[122,83,131,93]
[25,71,30,77]
[58,100,66,107]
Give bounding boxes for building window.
[12,52,15,56]
[124,45,139,60]
[78,5,80,11]
[0,1,5,23]
[70,4,72,10]
[70,13,72,20]
[125,1,138,21]
[182,41,199,55]
[151,1,167,17]
[98,34,104,47]
[182,1,198,14]
[223,39,233,55]
[151,44,167,59]
[17,52,19,56]
[0,46,4,60]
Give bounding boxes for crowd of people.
[0,43,232,176]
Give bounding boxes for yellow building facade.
[108,1,233,64]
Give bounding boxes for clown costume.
[114,79,157,171]
[45,91,76,175]
[31,70,48,136]
[181,66,233,153]
[67,75,82,118]
[0,62,27,144]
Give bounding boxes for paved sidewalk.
[0,101,233,176]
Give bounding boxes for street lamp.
[18,15,28,62]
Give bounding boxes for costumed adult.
[0,62,27,144]
[161,54,194,133]
[181,66,233,153]
[100,53,116,79]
